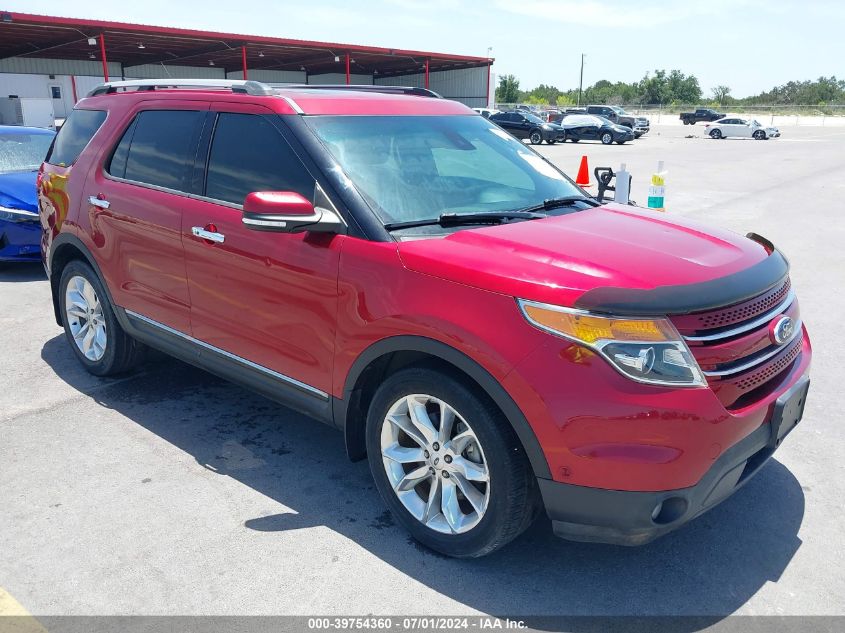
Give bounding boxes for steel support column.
[98,33,109,82]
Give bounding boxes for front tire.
[59,259,143,376]
[753,130,766,140]
[546,139,556,145]
[366,366,537,558]
[529,130,543,145]
[601,132,614,145]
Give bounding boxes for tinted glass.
[106,118,137,179]
[305,115,584,224]
[205,113,314,205]
[122,110,203,191]
[46,109,106,166]
[0,131,55,173]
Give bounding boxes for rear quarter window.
[116,110,205,192]
[46,109,107,166]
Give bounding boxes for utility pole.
[577,53,585,106]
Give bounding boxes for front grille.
[671,278,803,408]
[673,279,791,333]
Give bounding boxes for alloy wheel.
[380,394,490,534]
[65,275,107,362]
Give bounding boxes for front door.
[181,106,342,398]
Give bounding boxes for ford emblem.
[769,316,795,345]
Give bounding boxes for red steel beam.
[425,58,430,89]
[486,61,491,107]
[241,45,248,79]
[70,75,78,103]
[98,33,109,82]
[345,53,350,84]
[3,12,490,63]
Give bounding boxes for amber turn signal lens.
[520,304,676,344]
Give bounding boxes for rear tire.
[710,129,723,139]
[366,366,538,558]
[59,259,144,376]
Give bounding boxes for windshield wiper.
[514,195,596,214]
[384,210,547,231]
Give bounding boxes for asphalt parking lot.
[2,124,844,623]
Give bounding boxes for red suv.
[39,80,811,558]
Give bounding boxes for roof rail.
[280,84,442,99]
[86,79,275,97]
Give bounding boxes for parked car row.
[488,110,635,145]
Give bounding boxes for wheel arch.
[336,335,552,480]
[47,234,111,327]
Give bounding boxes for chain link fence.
[492,103,845,126]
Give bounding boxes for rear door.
[88,101,208,333]
[181,104,342,399]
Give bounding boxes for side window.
[204,113,314,206]
[46,109,107,166]
[121,110,204,192]
[106,118,138,179]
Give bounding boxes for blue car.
[0,125,56,262]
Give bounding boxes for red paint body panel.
[182,201,342,395]
[502,333,810,491]
[399,204,769,307]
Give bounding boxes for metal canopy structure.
[0,10,493,87]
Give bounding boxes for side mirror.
[241,191,344,234]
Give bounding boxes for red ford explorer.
[39,80,811,558]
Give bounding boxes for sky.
[5,0,842,98]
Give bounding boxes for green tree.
[711,85,731,105]
[496,74,521,104]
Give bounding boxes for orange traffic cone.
[575,155,592,187]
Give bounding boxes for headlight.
[518,299,706,387]
[542,124,553,130]
[0,205,39,223]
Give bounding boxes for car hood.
[0,170,38,211]
[398,203,770,309]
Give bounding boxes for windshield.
[305,115,584,225]
[0,131,55,173]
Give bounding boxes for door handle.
[192,226,225,244]
[88,195,110,209]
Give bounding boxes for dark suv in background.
[586,105,650,137]
[489,110,566,144]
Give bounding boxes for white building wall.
[226,69,306,83]
[307,73,373,85]
[375,66,489,107]
[0,57,121,77]
[124,64,226,79]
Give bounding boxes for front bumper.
[539,376,810,545]
[0,216,41,261]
